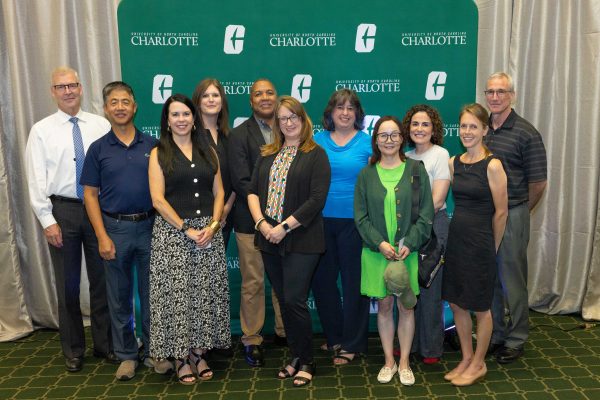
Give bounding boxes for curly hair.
[401,104,444,146]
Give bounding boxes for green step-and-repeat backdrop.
[118,0,478,335]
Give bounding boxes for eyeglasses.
[484,89,512,98]
[377,131,402,143]
[278,114,299,125]
[53,83,80,92]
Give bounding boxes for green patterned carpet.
[1,312,599,399]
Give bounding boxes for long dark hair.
[191,78,230,136]
[369,115,406,165]
[158,93,218,173]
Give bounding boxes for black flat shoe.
[273,334,288,347]
[65,357,83,372]
[293,362,315,387]
[486,342,504,356]
[496,346,524,364]
[244,345,264,367]
[93,350,120,364]
[278,357,299,379]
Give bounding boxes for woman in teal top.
[354,116,434,386]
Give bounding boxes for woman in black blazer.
[248,96,331,387]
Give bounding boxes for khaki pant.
[235,232,285,345]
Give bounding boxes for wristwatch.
[281,221,291,233]
[180,221,190,232]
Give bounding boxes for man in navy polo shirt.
[81,81,168,380]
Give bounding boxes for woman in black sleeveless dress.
[442,103,507,386]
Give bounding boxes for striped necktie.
[69,117,85,200]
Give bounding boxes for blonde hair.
[51,66,79,84]
[261,96,317,156]
[459,103,491,157]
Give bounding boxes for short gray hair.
[487,71,514,92]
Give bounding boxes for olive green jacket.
[354,159,434,253]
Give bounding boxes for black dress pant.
[48,198,112,359]
[262,251,319,365]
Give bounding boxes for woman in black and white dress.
[148,94,231,385]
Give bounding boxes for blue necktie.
[70,117,85,200]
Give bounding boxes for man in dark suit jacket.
[228,79,286,367]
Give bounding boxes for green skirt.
[360,249,420,298]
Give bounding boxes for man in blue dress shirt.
[25,67,114,373]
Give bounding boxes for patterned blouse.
[265,145,298,221]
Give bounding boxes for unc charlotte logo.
[355,23,376,53]
[364,115,380,136]
[425,71,447,100]
[224,25,245,54]
[152,74,173,104]
[291,74,312,103]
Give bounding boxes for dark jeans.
[48,198,111,359]
[412,209,449,358]
[311,217,370,353]
[262,251,319,365]
[491,203,530,349]
[102,214,154,360]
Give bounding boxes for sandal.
[320,343,341,352]
[190,349,213,381]
[293,362,316,387]
[278,357,300,379]
[176,358,197,385]
[333,349,355,365]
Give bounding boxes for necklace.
[461,152,485,171]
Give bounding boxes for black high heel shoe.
[293,362,316,387]
[278,357,300,379]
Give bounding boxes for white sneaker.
[377,363,398,383]
[399,367,415,386]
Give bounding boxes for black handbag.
[410,161,444,288]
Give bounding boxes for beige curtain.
[0,0,121,341]
[0,0,599,341]
[476,0,600,320]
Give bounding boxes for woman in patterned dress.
[148,94,231,385]
[248,96,331,387]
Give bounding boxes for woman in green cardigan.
[354,116,434,386]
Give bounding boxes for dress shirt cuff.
[39,214,58,229]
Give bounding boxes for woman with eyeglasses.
[442,103,507,386]
[311,89,372,365]
[248,96,330,387]
[354,116,434,386]
[192,78,235,250]
[402,105,451,365]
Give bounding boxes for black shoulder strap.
[410,160,420,225]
